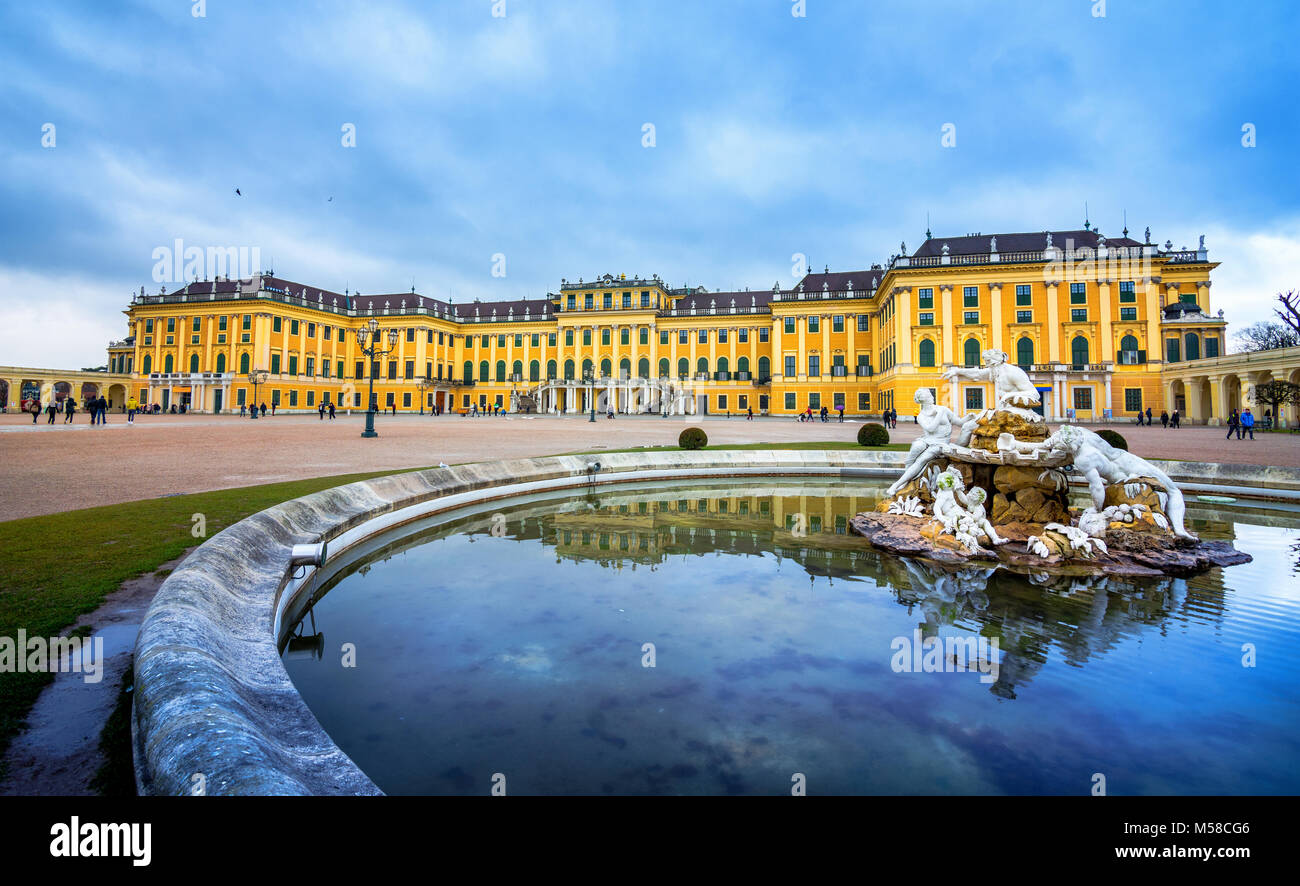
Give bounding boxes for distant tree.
[1276,289,1300,339]
[1251,379,1300,422]
[1234,321,1300,353]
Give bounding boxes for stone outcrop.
[967,410,1048,454]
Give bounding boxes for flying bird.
[327,196,333,202]
[234,188,241,196]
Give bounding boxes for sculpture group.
[855,350,1247,577]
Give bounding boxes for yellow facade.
[110,230,1227,421]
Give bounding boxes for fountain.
[852,349,1252,577]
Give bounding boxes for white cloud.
[0,267,133,368]
[1202,220,1300,344]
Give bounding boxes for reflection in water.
[284,480,1300,796]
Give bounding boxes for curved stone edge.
[132,448,900,796]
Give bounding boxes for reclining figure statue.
[1009,425,1195,540]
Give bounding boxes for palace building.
[102,227,1228,420]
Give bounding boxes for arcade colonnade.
[0,366,132,413]
[1163,345,1300,427]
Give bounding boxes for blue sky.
[2,0,1298,367]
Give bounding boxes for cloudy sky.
[2,0,1297,367]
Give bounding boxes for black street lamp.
[416,377,433,415]
[356,318,400,438]
[584,371,596,422]
[247,369,269,419]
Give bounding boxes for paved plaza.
[1,411,1294,521]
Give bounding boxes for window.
[858,393,869,410]
[305,358,315,376]
[808,316,820,333]
[584,295,593,310]
[760,328,769,341]
[190,334,199,344]
[832,315,844,332]
[1184,333,1200,361]
[679,330,688,344]
[660,330,669,345]
[601,328,611,345]
[1016,337,1034,367]
[307,391,315,407]
[270,354,281,374]
[189,353,199,372]
[641,292,651,308]
[1071,335,1090,367]
[963,286,979,307]
[965,388,984,410]
[1205,337,1219,358]
[1070,308,1087,322]
[404,360,414,379]
[808,355,820,376]
[784,393,796,410]
[583,329,592,346]
[857,315,868,331]
[677,357,689,378]
[1073,387,1093,410]
[323,325,331,340]
[167,318,176,333]
[1124,388,1142,412]
[566,295,576,311]
[146,319,155,333]
[355,361,364,379]
[386,360,397,380]
[1180,292,1197,305]
[808,393,821,409]
[603,294,612,309]
[288,390,297,407]
[717,395,727,410]
[963,311,979,324]
[496,360,506,382]
[291,319,300,335]
[698,329,707,344]
[1070,283,1086,304]
[738,329,748,343]
[758,356,770,378]
[718,329,727,343]
[565,329,574,346]
[784,355,796,377]
[639,328,648,345]
[1166,339,1180,363]
[784,317,795,334]
[1016,310,1032,323]
[479,361,490,382]
[548,333,556,346]
[1015,284,1032,306]
[622,292,631,309]
[322,361,330,378]
[918,339,936,367]
[497,335,506,347]
[620,328,629,345]
[1120,307,1137,321]
[918,288,934,308]
[1119,281,1136,303]
[919,312,934,325]
[964,339,981,367]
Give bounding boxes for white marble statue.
[930,468,1007,552]
[886,388,976,495]
[963,486,1009,546]
[942,349,1043,428]
[1011,425,1194,539]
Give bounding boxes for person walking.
[328,402,336,420]
[1226,410,1239,439]
[260,402,267,417]
[128,396,138,425]
[1171,409,1180,429]
[1240,408,1255,440]
[1160,410,1169,428]
[836,403,845,422]
[30,400,39,423]
[318,402,326,420]
[240,403,246,417]
[746,406,753,421]
[64,399,75,423]
[46,401,57,424]
[1145,407,1153,426]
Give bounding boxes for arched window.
[1120,334,1139,354]
[619,357,631,379]
[496,360,506,382]
[600,358,612,377]
[563,359,575,380]
[479,361,489,382]
[1071,335,1090,367]
[462,361,473,382]
[546,360,556,380]
[963,339,980,367]
[737,356,750,374]
[697,356,708,375]
[758,356,770,379]
[142,355,152,375]
[658,358,669,378]
[581,358,593,378]
[512,360,523,380]
[189,354,199,373]
[528,360,539,382]
[1016,337,1034,368]
[918,339,936,368]
[238,353,249,374]
[216,353,226,373]
[637,357,649,379]
[678,357,689,378]
[1184,333,1200,361]
[164,354,174,373]
[717,356,729,373]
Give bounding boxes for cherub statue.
[886,388,976,495]
[963,486,1009,546]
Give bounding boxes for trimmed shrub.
[1096,429,1128,451]
[678,427,708,450]
[858,422,890,447]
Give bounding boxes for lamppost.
[584,371,596,422]
[356,318,400,438]
[416,377,433,415]
[247,369,268,419]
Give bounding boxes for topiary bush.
[1096,429,1128,451]
[857,422,890,447]
[678,427,708,450]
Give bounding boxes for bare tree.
[1277,289,1300,339]
[1251,379,1300,424]
[1235,321,1300,352]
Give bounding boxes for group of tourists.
[316,402,338,420]
[1135,407,1181,428]
[30,395,115,425]
[1225,408,1257,440]
[238,403,271,417]
[881,407,898,429]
